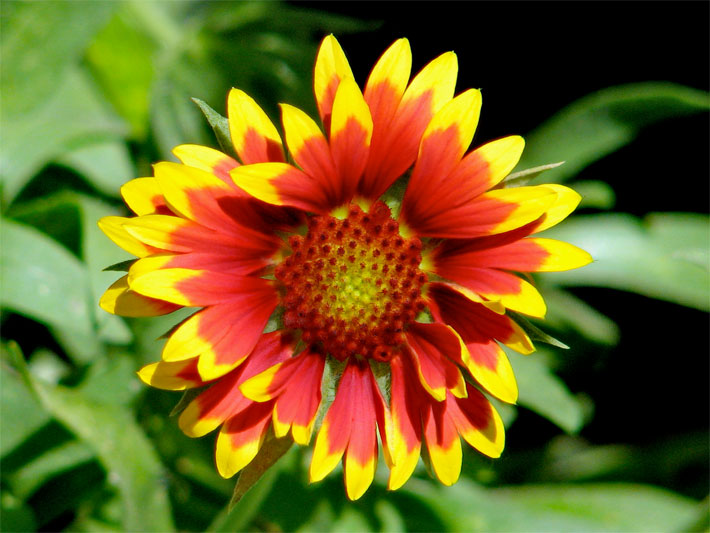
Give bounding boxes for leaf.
[229,431,293,508]
[0,351,51,457]
[4,343,175,532]
[0,67,128,206]
[518,83,710,183]
[0,219,96,354]
[402,477,700,532]
[509,312,570,350]
[506,348,586,433]
[0,1,116,118]
[542,213,710,310]
[503,162,565,187]
[192,98,237,159]
[56,142,135,197]
[572,180,616,210]
[543,288,620,346]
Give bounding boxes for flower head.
[100,36,591,500]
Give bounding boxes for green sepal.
[102,258,137,272]
[191,97,238,160]
[369,358,392,406]
[503,161,565,188]
[169,386,207,417]
[229,428,293,510]
[508,311,570,350]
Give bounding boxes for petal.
[313,35,355,131]
[137,358,202,390]
[427,282,535,355]
[329,77,373,202]
[387,355,422,490]
[215,401,274,478]
[120,177,171,216]
[343,360,383,500]
[231,162,332,214]
[448,383,505,458]
[179,369,247,438]
[172,144,240,185]
[422,399,462,486]
[405,322,468,401]
[98,216,158,257]
[100,275,180,317]
[534,184,582,233]
[363,38,411,131]
[466,341,518,404]
[227,88,285,164]
[410,185,558,239]
[361,50,458,199]
[402,89,482,224]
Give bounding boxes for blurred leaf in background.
[1,1,708,531]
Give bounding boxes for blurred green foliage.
[1,1,708,531]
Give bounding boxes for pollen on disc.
[275,202,426,361]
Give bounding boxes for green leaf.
[0,1,116,118]
[85,6,156,139]
[192,98,237,159]
[402,477,700,532]
[543,288,620,346]
[229,432,293,508]
[572,180,616,210]
[1,67,128,205]
[56,142,135,197]
[507,348,586,433]
[0,351,51,457]
[542,213,710,310]
[0,492,37,533]
[4,343,175,532]
[509,312,570,350]
[503,162,565,187]
[518,83,710,183]
[0,219,95,353]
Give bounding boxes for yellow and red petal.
[227,88,285,164]
[361,50,458,199]
[405,184,557,239]
[100,275,180,317]
[427,282,534,355]
[387,355,423,490]
[120,178,171,216]
[329,77,373,202]
[466,342,518,404]
[405,322,468,401]
[462,135,526,198]
[98,216,160,257]
[231,162,333,214]
[137,358,202,391]
[344,360,385,500]
[215,401,275,478]
[422,399,462,486]
[534,184,582,233]
[447,383,505,458]
[172,144,240,185]
[313,35,355,132]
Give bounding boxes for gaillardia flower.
[99,36,591,500]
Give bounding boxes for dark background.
[295,0,710,495]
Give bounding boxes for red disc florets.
[274,202,427,361]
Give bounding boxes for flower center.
[275,202,427,361]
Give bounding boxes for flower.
[99,35,592,500]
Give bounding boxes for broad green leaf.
[6,440,95,499]
[0,356,51,457]
[0,219,95,354]
[572,180,616,210]
[507,348,586,433]
[0,1,115,118]
[85,6,156,139]
[542,213,710,310]
[518,83,710,183]
[0,67,128,205]
[56,142,135,197]
[5,343,175,532]
[403,477,700,532]
[0,492,37,533]
[543,289,620,346]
